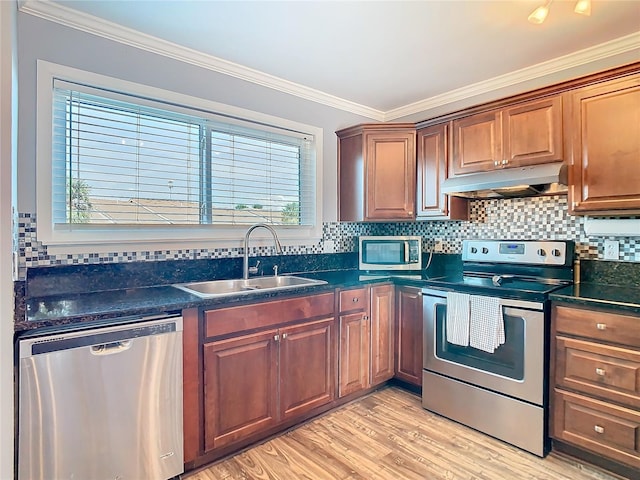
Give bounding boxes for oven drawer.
[552,389,640,469]
[555,336,640,409]
[554,305,640,349]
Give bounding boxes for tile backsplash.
[16,195,638,280]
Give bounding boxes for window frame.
[36,60,323,252]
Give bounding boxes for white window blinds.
[51,80,315,227]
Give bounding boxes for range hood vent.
[441,163,568,199]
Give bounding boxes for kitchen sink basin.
[174,275,327,298]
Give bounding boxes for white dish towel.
[446,292,470,346]
[469,295,505,353]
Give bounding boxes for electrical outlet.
[323,239,335,254]
[604,239,619,260]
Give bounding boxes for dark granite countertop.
[550,282,640,316]
[15,269,437,334]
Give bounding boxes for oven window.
[434,303,525,380]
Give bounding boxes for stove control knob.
[470,247,477,254]
[481,247,489,254]
[537,248,546,257]
[552,249,561,257]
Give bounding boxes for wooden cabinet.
[566,73,640,214]
[551,304,640,472]
[451,96,563,176]
[203,329,279,451]
[279,318,335,421]
[338,284,395,396]
[338,287,370,397]
[194,293,335,455]
[416,123,468,220]
[337,124,416,221]
[370,284,395,385]
[395,285,423,387]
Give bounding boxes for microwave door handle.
[404,241,409,263]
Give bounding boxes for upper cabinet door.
[364,129,416,221]
[337,124,416,222]
[502,96,563,168]
[451,96,563,176]
[568,74,640,214]
[416,123,468,220]
[451,110,502,175]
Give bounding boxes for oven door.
[422,287,546,406]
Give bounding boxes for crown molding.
[18,0,386,121]
[384,31,640,121]
[19,1,639,123]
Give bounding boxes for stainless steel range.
[421,239,574,456]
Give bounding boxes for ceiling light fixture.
[528,0,593,24]
[574,0,592,16]
[528,2,551,24]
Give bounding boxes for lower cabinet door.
[370,284,395,385]
[203,329,279,451]
[339,311,370,397]
[395,286,423,386]
[279,317,335,420]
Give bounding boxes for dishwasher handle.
[19,315,182,359]
[91,340,132,355]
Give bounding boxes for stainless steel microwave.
[358,236,422,271]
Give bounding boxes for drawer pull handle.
[596,323,607,330]
[595,368,606,376]
[594,425,605,434]
[282,333,288,340]
[353,297,359,303]
[274,334,280,341]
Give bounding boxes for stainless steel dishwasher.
[17,314,184,480]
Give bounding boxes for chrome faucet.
[243,223,283,279]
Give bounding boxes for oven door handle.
[420,289,543,310]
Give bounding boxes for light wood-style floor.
[185,387,622,480]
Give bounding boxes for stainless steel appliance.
[18,314,184,480]
[422,240,574,456]
[359,235,422,271]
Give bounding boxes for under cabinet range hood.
[441,163,568,199]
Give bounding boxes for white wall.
[16,12,373,227]
[0,2,17,479]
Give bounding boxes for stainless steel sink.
[174,275,327,298]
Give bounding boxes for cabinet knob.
[282,333,288,339]
[595,367,606,376]
[352,297,359,303]
[274,334,280,341]
[494,160,499,167]
[502,159,508,165]
[594,425,605,434]
[596,323,607,331]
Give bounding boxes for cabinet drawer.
[553,389,640,469]
[205,292,335,338]
[554,305,640,348]
[556,336,640,409]
[339,288,367,313]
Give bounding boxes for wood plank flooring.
[185,387,623,480]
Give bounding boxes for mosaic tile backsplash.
[17,195,639,280]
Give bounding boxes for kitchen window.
[36,61,322,249]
